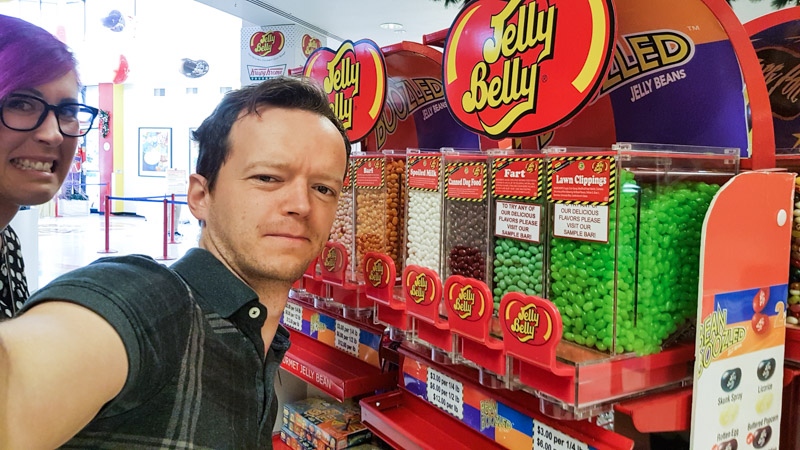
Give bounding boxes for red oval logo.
[443,0,616,139]
[304,39,387,142]
[404,268,439,306]
[366,256,391,288]
[302,34,322,57]
[250,31,285,57]
[445,277,487,322]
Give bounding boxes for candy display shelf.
[280,298,397,402]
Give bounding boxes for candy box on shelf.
[280,426,315,450]
[282,398,372,450]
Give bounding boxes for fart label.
[492,157,542,200]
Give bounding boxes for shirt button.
[249,307,261,319]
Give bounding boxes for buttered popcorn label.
[304,39,387,142]
[443,0,616,139]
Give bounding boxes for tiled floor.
[37,213,201,289]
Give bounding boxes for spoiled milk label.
[408,156,441,191]
[443,0,616,138]
[547,157,615,205]
[492,158,541,200]
[304,39,387,141]
[354,157,384,188]
[446,162,486,200]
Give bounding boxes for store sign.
[492,158,541,200]
[443,0,616,138]
[501,294,559,346]
[365,254,392,289]
[249,31,285,57]
[547,157,615,205]
[407,155,441,191]
[445,162,486,200]
[353,157,384,188]
[494,201,541,243]
[404,265,441,306]
[445,276,489,322]
[302,34,321,57]
[304,39,387,142]
[320,242,347,282]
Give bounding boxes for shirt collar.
[171,248,258,318]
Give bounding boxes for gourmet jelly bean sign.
[690,286,787,450]
[304,39,387,142]
[442,0,616,139]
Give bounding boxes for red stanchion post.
[169,194,177,244]
[162,198,169,260]
[98,195,117,254]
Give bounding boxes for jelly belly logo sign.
[250,31,285,57]
[503,297,555,345]
[366,256,391,288]
[443,0,616,139]
[547,157,614,205]
[446,278,486,321]
[302,34,321,57]
[405,266,440,306]
[304,39,387,142]
[321,244,344,273]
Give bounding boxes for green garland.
[99,110,110,138]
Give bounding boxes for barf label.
[553,204,609,243]
[408,156,441,191]
[493,158,541,199]
[495,201,541,243]
[548,157,614,204]
[446,162,486,201]
[354,157,384,188]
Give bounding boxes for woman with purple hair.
[0,15,98,318]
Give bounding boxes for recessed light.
[380,22,405,31]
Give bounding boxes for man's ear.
[187,173,210,225]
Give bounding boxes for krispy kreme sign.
[443,0,616,138]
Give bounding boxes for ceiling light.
[380,22,405,31]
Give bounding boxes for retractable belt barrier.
[100,194,188,260]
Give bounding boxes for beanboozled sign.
[442,0,616,139]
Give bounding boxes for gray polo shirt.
[22,248,290,449]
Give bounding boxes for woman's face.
[0,70,80,209]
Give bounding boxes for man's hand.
[0,301,128,449]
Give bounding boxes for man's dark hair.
[193,77,351,191]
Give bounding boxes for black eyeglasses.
[0,93,99,137]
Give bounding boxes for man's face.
[192,107,346,284]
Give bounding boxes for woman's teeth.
[11,158,54,173]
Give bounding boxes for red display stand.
[281,331,396,402]
[363,252,407,330]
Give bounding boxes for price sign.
[426,367,464,419]
[335,320,360,357]
[283,302,303,331]
[532,419,589,450]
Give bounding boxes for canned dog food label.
[446,162,486,201]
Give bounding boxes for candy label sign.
[408,156,441,191]
[443,0,616,138]
[495,201,541,243]
[446,280,486,321]
[492,158,541,199]
[304,39,387,141]
[354,158,384,188]
[547,157,615,205]
[446,163,486,201]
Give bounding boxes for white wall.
[731,1,795,24]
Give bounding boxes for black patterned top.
[1,225,30,319]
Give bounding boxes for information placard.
[533,419,590,450]
[426,367,464,420]
[283,302,303,332]
[334,320,360,357]
[553,204,609,243]
[495,201,541,243]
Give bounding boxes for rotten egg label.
[751,425,772,449]
[718,439,738,450]
[720,368,742,392]
[757,358,776,382]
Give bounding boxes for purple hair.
[0,14,78,100]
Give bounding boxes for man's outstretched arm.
[0,301,128,449]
